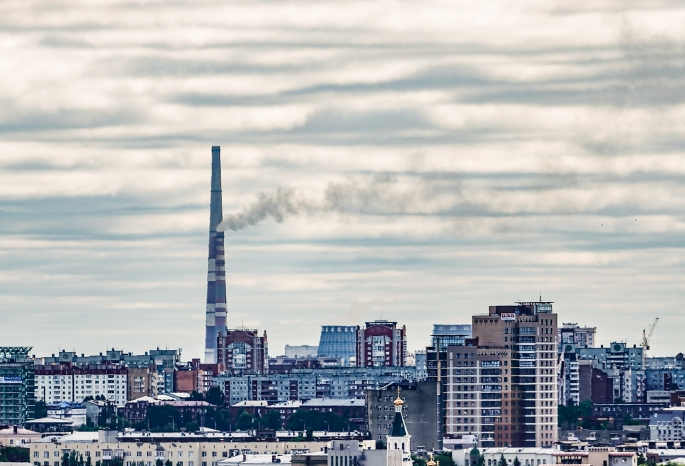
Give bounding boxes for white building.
[35,365,128,405]
[453,448,555,466]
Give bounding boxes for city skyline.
[2,1,683,358]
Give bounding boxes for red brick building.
[355,320,407,368]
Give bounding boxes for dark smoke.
[220,187,298,231]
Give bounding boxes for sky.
[1,0,685,360]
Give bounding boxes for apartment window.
[54,452,60,457]
[34,452,39,458]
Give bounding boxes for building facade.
[217,329,268,375]
[35,364,127,405]
[443,302,558,448]
[0,346,35,426]
[355,321,407,368]
[318,326,357,366]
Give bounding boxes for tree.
[262,410,282,430]
[236,409,254,431]
[435,452,455,466]
[185,422,200,433]
[147,405,181,432]
[637,454,647,466]
[0,446,30,463]
[376,440,386,450]
[478,455,485,466]
[513,457,521,466]
[306,428,313,441]
[165,460,173,466]
[498,454,507,466]
[205,387,224,408]
[188,391,204,401]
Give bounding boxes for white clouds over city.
[1,0,685,357]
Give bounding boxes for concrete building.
[442,302,558,448]
[318,327,357,367]
[204,146,228,364]
[650,407,685,441]
[30,438,333,466]
[35,364,127,405]
[366,381,438,450]
[558,323,596,350]
[215,368,417,406]
[432,325,472,350]
[127,366,159,400]
[0,425,41,446]
[356,321,407,369]
[454,448,555,466]
[46,402,87,427]
[267,398,366,431]
[217,329,268,375]
[0,347,35,426]
[286,346,319,359]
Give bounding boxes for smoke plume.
[220,187,298,231]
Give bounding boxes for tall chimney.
[204,146,228,363]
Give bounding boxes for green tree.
[262,410,282,430]
[637,454,647,466]
[147,405,181,432]
[62,451,70,466]
[156,460,164,466]
[435,452,455,466]
[0,446,30,462]
[188,391,204,401]
[165,460,173,466]
[35,400,48,418]
[375,440,386,450]
[306,428,313,441]
[513,458,521,466]
[498,454,507,466]
[478,455,485,466]
[185,422,200,433]
[205,387,224,408]
[86,455,93,466]
[236,409,254,431]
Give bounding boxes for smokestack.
[204,146,228,364]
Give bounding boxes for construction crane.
[642,318,659,350]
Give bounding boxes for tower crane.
[642,318,659,351]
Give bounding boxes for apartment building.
[34,364,127,405]
[443,302,558,448]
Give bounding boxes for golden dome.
[427,455,437,466]
[393,387,404,406]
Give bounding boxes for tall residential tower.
[204,146,228,364]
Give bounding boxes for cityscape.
[1,148,683,466]
[2,2,684,466]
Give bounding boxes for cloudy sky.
[1,0,684,359]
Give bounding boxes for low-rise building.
[46,401,87,426]
[0,426,41,446]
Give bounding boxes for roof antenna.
[540,291,542,302]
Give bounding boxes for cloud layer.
[1,0,685,357]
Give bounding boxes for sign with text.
[500,313,516,321]
[0,376,22,384]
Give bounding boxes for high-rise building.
[355,320,407,368]
[204,146,228,364]
[558,323,596,349]
[217,328,268,375]
[318,326,356,366]
[0,347,35,425]
[432,324,472,350]
[442,302,558,448]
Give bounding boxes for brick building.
[355,320,407,368]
